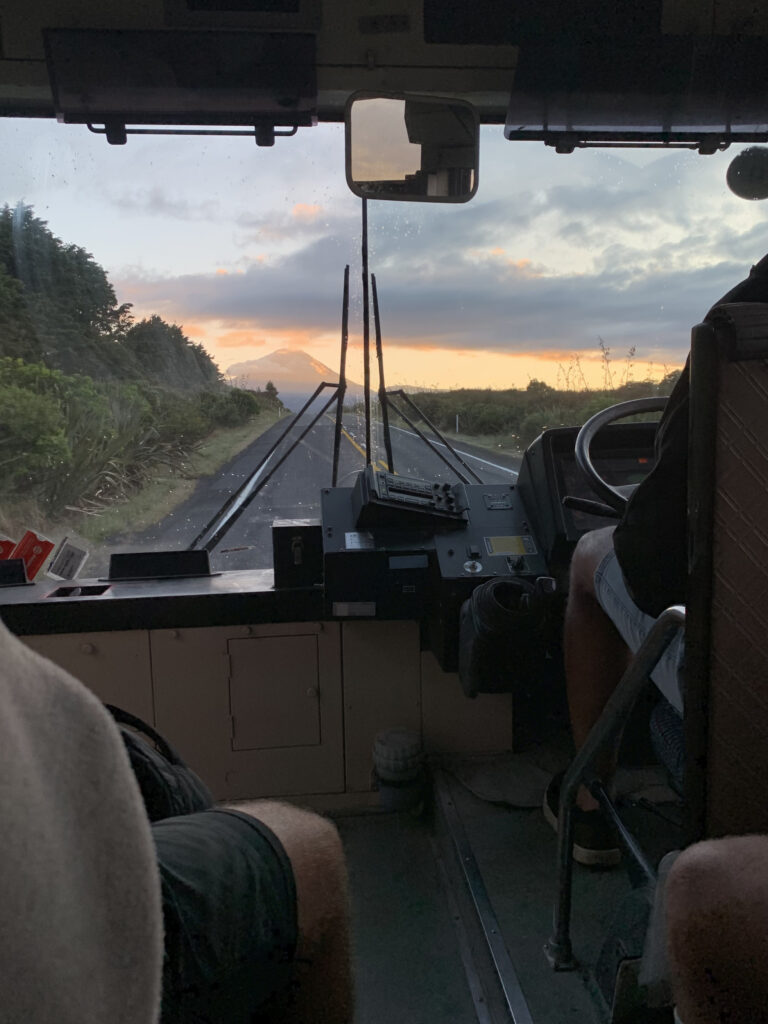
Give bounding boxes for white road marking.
[388,425,519,476]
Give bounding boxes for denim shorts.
[594,549,685,713]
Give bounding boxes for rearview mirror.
[345,92,479,203]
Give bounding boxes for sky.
[2,115,768,391]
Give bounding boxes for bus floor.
[332,759,683,1024]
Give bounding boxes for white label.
[47,538,89,580]
[344,531,375,550]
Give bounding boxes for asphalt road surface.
[111,411,521,573]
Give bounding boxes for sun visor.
[505,36,768,152]
[44,28,317,128]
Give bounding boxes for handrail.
[544,605,686,970]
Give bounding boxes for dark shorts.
[152,808,298,1024]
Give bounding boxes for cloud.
[234,204,355,246]
[216,329,269,349]
[109,186,221,221]
[116,141,767,369]
[117,246,748,368]
[214,325,327,350]
[292,203,322,221]
[179,321,208,337]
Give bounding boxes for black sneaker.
[543,771,621,867]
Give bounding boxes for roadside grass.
[449,430,523,456]
[77,407,282,542]
[75,473,199,543]
[188,408,283,476]
[0,496,48,544]
[2,408,283,547]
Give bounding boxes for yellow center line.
[338,425,394,473]
[340,425,366,459]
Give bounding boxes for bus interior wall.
[2,2,767,1021]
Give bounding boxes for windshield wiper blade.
[188,381,340,553]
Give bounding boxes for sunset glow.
[3,117,767,397]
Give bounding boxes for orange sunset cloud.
[211,323,339,357]
[507,258,539,275]
[470,250,543,278]
[179,322,208,338]
[292,203,322,221]
[216,329,269,349]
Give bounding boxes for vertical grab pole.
[361,197,372,464]
[332,265,350,486]
[372,273,394,473]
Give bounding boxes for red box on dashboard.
[0,536,16,560]
[11,530,55,580]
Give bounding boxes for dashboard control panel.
[351,465,469,529]
[321,471,549,669]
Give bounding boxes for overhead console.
[516,422,657,576]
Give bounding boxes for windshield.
[1,119,765,581]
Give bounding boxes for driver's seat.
[686,301,768,840]
[547,301,768,972]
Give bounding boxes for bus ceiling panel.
[0,0,318,60]
[3,0,767,63]
[0,2,518,122]
[3,0,768,125]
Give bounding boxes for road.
[114,412,520,573]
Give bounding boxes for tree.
[526,379,555,398]
[122,316,222,390]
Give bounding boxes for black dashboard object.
[458,576,547,698]
[0,558,31,587]
[321,470,548,670]
[351,465,469,529]
[108,548,212,581]
[272,519,323,589]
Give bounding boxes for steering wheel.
[574,397,668,513]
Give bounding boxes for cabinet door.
[150,623,343,801]
[228,635,320,750]
[21,631,154,723]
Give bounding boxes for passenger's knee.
[667,835,768,962]
[668,836,768,914]
[228,801,352,1023]
[666,837,768,1024]
[236,801,344,875]
[225,800,349,936]
[666,841,729,929]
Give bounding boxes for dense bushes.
[0,203,281,519]
[0,357,268,512]
[0,382,70,489]
[198,387,262,429]
[399,372,682,449]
